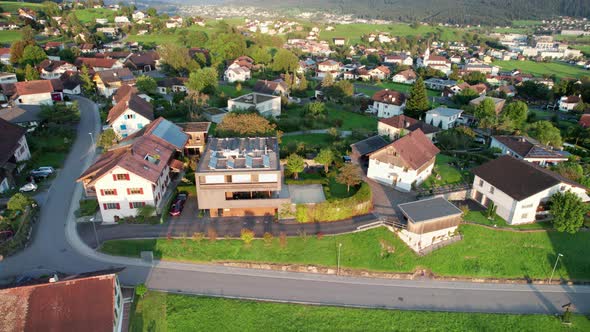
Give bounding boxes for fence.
[417,234,463,256]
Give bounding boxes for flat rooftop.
[197,137,280,172]
[231,92,278,105]
[398,197,463,223]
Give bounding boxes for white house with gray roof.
[424,107,463,130]
[227,92,281,117]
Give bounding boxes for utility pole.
[549,253,563,283]
[337,243,342,275]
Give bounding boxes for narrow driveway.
[1,95,590,315]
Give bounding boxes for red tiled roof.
[75,57,118,69]
[107,93,153,123]
[379,115,419,129]
[394,69,416,80]
[113,84,138,103]
[0,48,10,55]
[579,114,590,128]
[372,89,406,106]
[370,129,439,170]
[14,80,54,96]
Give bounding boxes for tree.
[10,40,30,64]
[271,49,299,73]
[21,45,47,66]
[207,32,247,66]
[97,129,117,149]
[247,46,272,66]
[79,65,94,94]
[146,7,158,17]
[298,75,308,91]
[528,121,562,147]
[159,43,199,75]
[285,153,305,179]
[135,284,148,298]
[24,64,39,81]
[328,80,353,100]
[500,101,528,131]
[336,164,362,193]
[306,101,325,119]
[551,161,583,182]
[321,72,334,88]
[7,193,32,211]
[187,67,218,94]
[463,71,487,84]
[405,76,429,118]
[474,98,498,130]
[314,148,334,173]
[136,76,157,94]
[216,113,277,137]
[550,191,588,234]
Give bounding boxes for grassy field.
[130,291,590,332]
[320,23,464,44]
[218,84,251,98]
[282,133,333,148]
[0,30,22,44]
[73,8,117,24]
[494,60,590,79]
[101,224,590,280]
[127,19,240,44]
[326,106,377,131]
[572,44,590,56]
[0,1,43,13]
[421,154,469,189]
[355,82,439,99]
[464,211,553,231]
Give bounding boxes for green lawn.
[494,60,590,79]
[326,106,377,131]
[73,8,116,23]
[319,23,464,44]
[130,291,590,332]
[282,133,333,148]
[101,224,590,280]
[571,44,590,56]
[464,211,553,231]
[218,84,251,98]
[0,30,22,44]
[0,1,43,13]
[529,108,554,120]
[421,154,469,189]
[326,176,357,199]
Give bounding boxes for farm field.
[73,8,117,23]
[0,1,43,13]
[494,60,589,79]
[129,292,590,332]
[0,30,22,44]
[319,23,465,44]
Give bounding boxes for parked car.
[19,182,38,192]
[30,167,55,178]
[169,193,188,216]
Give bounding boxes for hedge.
[285,178,328,185]
[295,182,372,222]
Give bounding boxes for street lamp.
[337,243,342,275]
[90,217,100,250]
[549,253,564,284]
[88,132,94,145]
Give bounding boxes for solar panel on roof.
[151,119,187,150]
[262,155,270,168]
[245,155,253,168]
[209,156,218,169]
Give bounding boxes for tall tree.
[136,76,157,94]
[285,154,305,180]
[24,64,39,81]
[21,45,47,66]
[321,72,334,88]
[314,148,334,173]
[527,121,562,147]
[499,101,528,131]
[405,76,430,118]
[271,49,299,73]
[216,113,277,137]
[187,67,218,94]
[550,191,588,234]
[80,65,94,93]
[336,164,362,193]
[474,98,498,130]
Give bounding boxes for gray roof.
[150,119,188,150]
[350,135,389,157]
[0,105,42,124]
[427,107,463,117]
[398,197,462,223]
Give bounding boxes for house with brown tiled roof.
[369,89,406,118]
[93,68,136,97]
[253,79,289,96]
[38,59,77,80]
[107,92,154,138]
[368,66,391,80]
[124,51,160,74]
[378,115,440,141]
[579,114,590,128]
[0,118,31,192]
[13,80,57,105]
[367,129,440,191]
[469,96,506,115]
[490,135,568,166]
[0,270,124,332]
[558,95,581,112]
[78,118,187,222]
[75,57,124,72]
[391,69,417,84]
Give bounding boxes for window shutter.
[125,174,130,180]
[140,188,144,194]
[103,204,107,210]
[100,189,104,196]
[142,202,146,207]
[113,189,117,195]
[127,188,130,195]
[116,203,120,210]
[113,174,117,181]
[129,202,133,209]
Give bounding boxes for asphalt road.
[1,95,590,315]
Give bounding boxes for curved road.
[1,96,590,314]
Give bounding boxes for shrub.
[207,227,217,243]
[240,229,255,246]
[135,283,148,298]
[192,232,204,242]
[263,232,273,246]
[7,194,32,212]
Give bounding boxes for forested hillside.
[242,0,590,25]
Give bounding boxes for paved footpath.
[2,96,590,315]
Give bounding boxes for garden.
[0,194,37,257]
[128,291,588,332]
[420,154,472,190]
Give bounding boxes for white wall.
[424,112,460,130]
[228,96,281,117]
[367,158,434,191]
[111,110,152,138]
[397,226,458,251]
[16,93,53,106]
[374,101,404,118]
[14,135,31,162]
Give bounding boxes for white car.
[19,183,38,192]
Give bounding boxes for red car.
[169,193,188,216]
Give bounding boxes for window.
[113,174,130,181]
[560,185,566,191]
[129,202,146,209]
[127,188,143,195]
[138,123,143,129]
[120,124,127,130]
[479,179,484,187]
[522,203,534,209]
[521,213,528,219]
[100,189,117,196]
[122,133,128,138]
[103,203,120,210]
[124,114,135,120]
[489,186,495,194]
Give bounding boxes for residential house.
[391,69,417,84]
[0,118,31,191]
[397,197,462,252]
[443,82,487,97]
[44,41,65,51]
[368,66,391,80]
[424,107,463,129]
[316,59,342,79]
[423,78,457,90]
[0,48,11,65]
[497,85,517,97]
[132,11,147,21]
[78,118,187,222]
[559,95,581,112]
[0,72,17,84]
[156,77,188,95]
[579,114,590,128]
[471,155,589,225]
[367,129,440,191]
[227,93,281,117]
[0,105,42,131]
[350,135,390,166]
[38,59,77,80]
[418,48,452,75]
[195,136,290,217]
[114,16,130,24]
[490,136,568,166]
[79,43,97,54]
[13,80,58,105]
[224,64,251,83]
[124,52,160,74]
[96,27,119,38]
[333,37,346,46]
[61,73,82,95]
[93,68,136,97]
[107,93,154,138]
[0,270,125,332]
[96,18,109,25]
[178,122,211,155]
[370,89,406,118]
[378,115,440,141]
[253,79,289,96]
[75,57,124,72]
[469,96,506,115]
[382,54,413,66]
